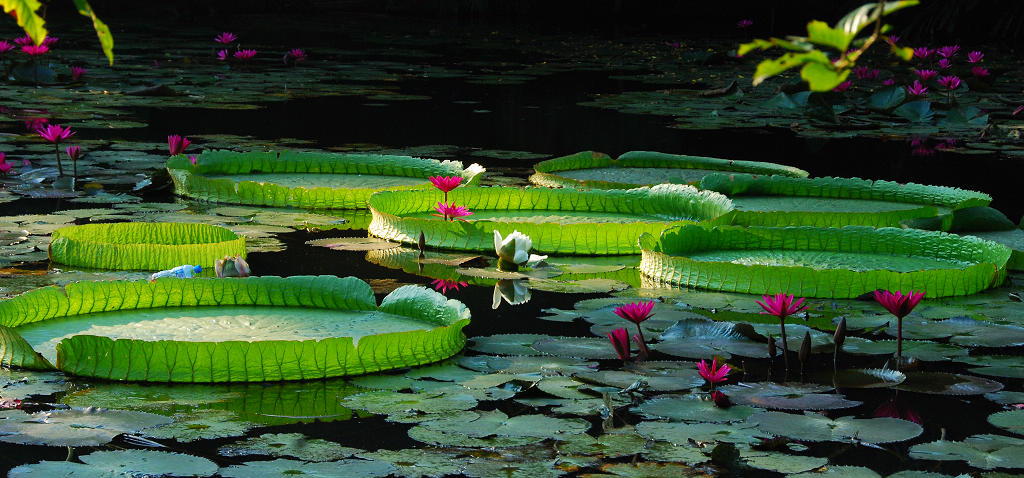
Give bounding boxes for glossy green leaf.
[0,0,45,46]
[49,222,246,271]
[71,0,113,65]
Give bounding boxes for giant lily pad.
[530,150,807,189]
[0,276,470,381]
[49,222,246,271]
[701,173,990,228]
[639,225,1011,298]
[168,150,484,209]
[368,184,733,255]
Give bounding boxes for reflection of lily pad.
[718,382,861,410]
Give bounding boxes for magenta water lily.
[0,152,12,175]
[37,124,75,177]
[906,80,928,97]
[756,293,807,375]
[613,301,654,359]
[697,358,731,389]
[433,202,472,221]
[214,32,238,44]
[431,279,468,294]
[607,327,630,362]
[167,134,191,156]
[70,66,86,82]
[874,290,925,362]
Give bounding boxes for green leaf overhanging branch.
[739,0,918,91]
[0,0,114,65]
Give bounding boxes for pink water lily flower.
[852,66,878,80]
[0,152,12,174]
[698,358,731,387]
[912,47,934,59]
[756,293,807,374]
[65,145,81,161]
[286,48,306,63]
[613,301,655,325]
[887,35,900,44]
[608,327,631,361]
[24,117,47,132]
[937,75,961,90]
[937,58,952,69]
[971,66,990,77]
[882,78,895,86]
[42,36,58,46]
[874,290,925,361]
[20,44,48,56]
[711,390,731,408]
[914,69,938,81]
[832,80,852,92]
[12,35,31,46]
[937,45,960,58]
[967,51,984,63]
[216,49,228,61]
[167,134,191,156]
[189,154,198,166]
[429,175,463,193]
[431,278,468,294]
[214,32,237,44]
[234,49,257,60]
[38,124,75,143]
[433,202,472,220]
[70,66,86,81]
[736,19,753,29]
[0,41,14,53]
[906,80,928,96]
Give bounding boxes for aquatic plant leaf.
[985,391,1024,406]
[49,222,246,270]
[988,409,1024,436]
[742,449,829,474]
[909,434,1024,469]
[633,394,758,422]
[811,368,906,388]
[340,390,477,416]
[581,461,699,477]
[956,355,1024,379]
[531,150,806,189]
[896,317,1024,347]
[0,407,171,446]
[636,420,760,445]
[841,339,966,361]
[749,411,922,443]
[219,433,361,461]
[368,184,733,255]
[639,225,1010,298]
[558,431,649,458]
[574,368,704,392]
[653,319,769,359]
[718,382,861,410]
[868,86,907,111]
[896,371,1003,395]
[639,441,709,464]
[536,376,593,399]
[966,229,1024,271]
[893,101,934,122]
[0,368,68,400]
[144,409,253,442]
[357,448,463,478]
[469,334,552,355]
[306,236,401,251]
[218,458,396,478]
[10,450,217,478]
[464,459,566,478]
[0,277,470,382]
[790,465,882,477]
[168,150,484,210]
[532,337,621,359]
[0,324,53,370]
[457,355,597,375]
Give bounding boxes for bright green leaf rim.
[639,224,1010,298]
[701,173,992,228]
[530,151,809,189]
[49,222,246,271]
[167,150,485,209]
[368,184,734,255]
[0,276,471,382]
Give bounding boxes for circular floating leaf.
[811,369,906,389]
[956,355,1024,379]
[718,382,862,410]
[640,225,1010,298]
[0,407,172,446]
[49,222,246,270]
[909,434,1024,469]
[896,372,1003,395]
[468,334,551,355]
[841,339,967,362]
[219,433,361,461]
[652,319,768,360]
[636,420,760,445]
[357,448,464,478]
[790,465,882,477]
[11,450,218,478]
[633,394,758,422]
[2,277,470,382]
[368,184,733,255]
[218,458,396,478]
[532,337,620,359]
[896,317,1024,347]
[743,451,828,474]
[574,368,704,392]
[988,409,1024,436]
[985,391,1024,406]
[749,411,922,443]
[169,150,484,210]
[306,236,400,251]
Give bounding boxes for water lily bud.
[799,331,812,364]
[768,336,777,358]
[834,317,847,350]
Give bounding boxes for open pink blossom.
[698,358,731,386]
[0,41,14,53]
[65,145,81,161]
[906,80,928,96]
[286,48,306,63]
[167,134,191,156]
[20,44,48,56]
[433,202,472,220]
[936,45,960,58]
[431,278,468,294]
[912,47,934,59]
[882,78,895,86]
[874,290,925,319]
[214,32,237,44]
[852,66,878,80]
[914,69,938,81]
[937,75,961,90]
[887,35,900,44]
[613,301,655,325]
[756,293,806,320]
[12,35,31,46]
[967,51,984,63]
[832,80,852,92]
[38,124,75,143]
[70,66,86,81]
[42,36,58,46]
[233,49,257,60]
[736,19,753,29]
[937,58,952,69]
[608,327,631,361]
[429,176,463,193]
[0,152,12,174]
[216,49,228,61]
[971,66,990,77]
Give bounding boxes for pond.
[0,4,1023,478]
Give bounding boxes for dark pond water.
[1,10,1023,478]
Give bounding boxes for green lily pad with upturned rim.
[49,222,246,271]
[530,150,807,189]
[701,173,991,228]
[0,276,470,382]
[639,224,1011,298]
[369,184,733,255]
[167,150,485,209]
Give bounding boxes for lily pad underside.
[167,150,485,209]
[0,276,470,382]
[49,222,246,271]
[368,184,733,255]
[701,173,992,228]
[530,150,808,189]
[639,225,1011,298]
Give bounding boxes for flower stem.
[896,316,903,363]
[779,318,790,378]
[634,325,650,358]
[54,142,63,176]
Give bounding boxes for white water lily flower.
[493,230,547,270]
[492,279,531,309]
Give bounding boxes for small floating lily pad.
[909,434,1024,469]
[218,458,396,478]
[368,184,732,255]
[10,450,219,478]
[718,382,862,410]
[896,371,1003,395]
[749,411,922,443]
[988,409,1024,436]
[531,150,807,189]
[640,225,1011,298]
[633,394,758,422]
[0,407,172,446]
[220,433,362,461]
[49,222,246,270]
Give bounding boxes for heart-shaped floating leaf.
[633,394,758,422]
[954,355,1024,379]
[748,411,922,443]
[574,367,704,392]
[841,339,967,361]
[532,337,621,359]
[0,408,172,446]
[896,317,1024,347]
[457,355,597,375]
[896,371,1003,395]
[985,391,1024,406]
[909,434,1024,469]
[811,368,906,389]
[988,409,1024,436]
[742,450,829,474]
[468,334,551,356]
[555,430,649,459]
[11,450,219,478]
[218,458,396,478]
[718,382,862,410]
[653,319,768,360]
[219,433,361,462]
[636,420,760,445]
[305,237,401,251]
